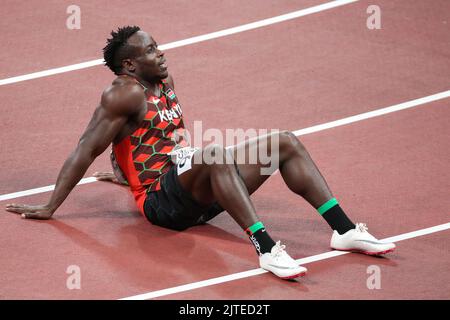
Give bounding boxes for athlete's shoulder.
[101,76,146,115]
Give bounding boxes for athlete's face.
[126,31,168,80]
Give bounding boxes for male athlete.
[6,26,395,279]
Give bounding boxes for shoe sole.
[281,271,307,280]
[262,267,307,280]
[331,247,395,256]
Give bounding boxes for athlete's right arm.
[5,83,146,220]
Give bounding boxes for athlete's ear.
[122,59,136,73]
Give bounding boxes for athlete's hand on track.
[93,171,120,183]
[5,204,54,220]
[93,171,128,185]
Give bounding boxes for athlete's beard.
[133,72,164,89]
[141,71,167,84]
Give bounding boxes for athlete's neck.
[121,74,162,97]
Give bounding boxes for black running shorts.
[143,164,224,231]
[143,147,242,231]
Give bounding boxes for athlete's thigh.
[230,132,281,195]
[175,148,215,206]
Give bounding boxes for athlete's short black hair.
[103,25,141,75]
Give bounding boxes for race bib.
[168,147,199,175]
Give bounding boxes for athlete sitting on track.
[5,26,395,279]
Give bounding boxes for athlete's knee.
[279,130,305,155]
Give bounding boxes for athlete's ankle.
[245,221,276,255]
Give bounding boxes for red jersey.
[112,78,188,215]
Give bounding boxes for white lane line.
[0,89,449,203]
[0,59,105,86]
[293,90,450,136]
[0,0,359,86]
[158,0,358,50]
[119,222,450,300]
[0,177,97,202]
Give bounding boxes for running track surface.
[0,0,449,299]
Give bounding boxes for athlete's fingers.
[5,207,24,214]
[6,203,32,208]
[93,172,116,180]
[6,203,35,210]
[5,204,33,214]
[93,171,111,176]
[5,203,19,208]
[5,204,52,220]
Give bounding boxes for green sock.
[245,221,276,255]
[317,198,355,235]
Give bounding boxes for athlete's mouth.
[159,59,168,70]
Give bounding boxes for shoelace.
[356,223,368,233]
[272,241,286,259]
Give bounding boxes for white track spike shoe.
[259,241,307,279]
[330,223,396,256]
